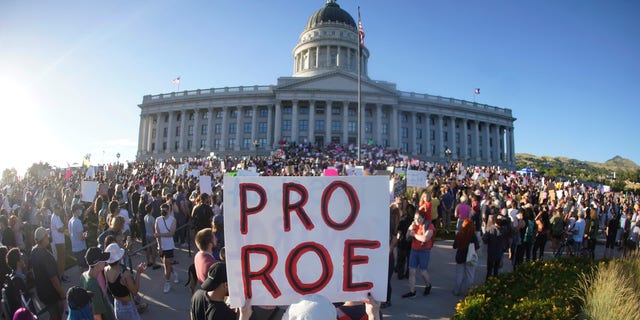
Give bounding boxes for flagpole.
[357,6,362,163]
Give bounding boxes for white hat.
[105,243,125,264]
[283,294,336,320]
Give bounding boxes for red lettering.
[241,245,281,299]
[321,181,360,230]
[343,239,380,292]
[282,182,313,231]
[285,242,333,294]
[239,183,267,235]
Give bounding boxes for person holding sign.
[401,210,436,299]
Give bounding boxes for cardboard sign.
[406,170,427,188]
[223,176,389,307]
[81,181,98,203]
[199,175,212,195]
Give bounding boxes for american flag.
[172,77,181,85]
[358,7,365,47]
[474,88,480,95]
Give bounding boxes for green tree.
[1,168,18,185]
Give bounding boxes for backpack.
[2,274,28,318]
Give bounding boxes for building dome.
[305,0,356,30]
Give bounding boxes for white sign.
[81,181,98,203]
[237,169,260,177]
[406,170,427,188]
[223,176,389,307]
[199,175,212,195]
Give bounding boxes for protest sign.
[406,170,427,188]
[223,176,389,307]
[199,175,212,195]
[81,181,98,202]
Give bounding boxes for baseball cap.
[85,247,110,266]
[282,294,336,320]
[67,286,93,310]
[201,262,227,291]
[34,227,50,243]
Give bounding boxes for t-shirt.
[192,204,213,232]
[69,216,87,252]
[80,272,116,320]
[194,251,217,284]
[573,219,586,243]
[50,214,65,245]
[156,215,176,251]
[30,246,59,305]
[190,289,235,320]
[144,214,156,237]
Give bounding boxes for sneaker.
[173,271,179,284]
[424,284,432,296]
[401,291,416,299]
[163,282,171,293]
[152,264,162,270]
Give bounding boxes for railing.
[398,91,512,115]
[144,85,275,102]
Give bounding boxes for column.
[424,113,431,157]
[235,106,242,151]
[145,115,154,153]
[220,107,228,151]
[192,109,200,152]
[137,114,145,156]
[509,127,516,165]
[325,100,332,144]
[274,100,282,147]
[449,117,457,159]
[391,106,398,149]
[483,123,490,162]
[206,108,214,151]
[166,111,174,154]
[251,105,258,150]
[436,115,443,157]
[461,118,468,160]
[376,104,382,145]
[267,105,274,147]
[342,101,349,144]
[492,124,500,163]
[472,120,480,161]
[292,100,299,143]
[154,114,161,154]
[308,100,315,143]
[179,110,186,152]
[326,45,330,67]
[410,112,416,155]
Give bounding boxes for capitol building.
[136,0,516,167]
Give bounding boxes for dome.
[305,0,356,30]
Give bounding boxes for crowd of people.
[0,142,638,319]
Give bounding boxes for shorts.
[408,249,431,271]
[73,249,89,269]
[160,249,174,259]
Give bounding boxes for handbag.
[466,242,478,266]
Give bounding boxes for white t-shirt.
[50,214,65,245]
[155,215,176,251]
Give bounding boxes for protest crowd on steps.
[0,142,638,320]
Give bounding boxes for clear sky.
[1,0,639,175]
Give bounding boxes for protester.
[452,219,480,296]
[51,205,68,282]
[193,228,218,286]
[69,204,89,273]
[401,210,436,298]
[155,203,178,293]
[104,243,146,320]
[80,247,116,320]
[66,286,94,320]
[3,248,30,318]
[31,227,65,320]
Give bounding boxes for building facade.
[137,0,516,167]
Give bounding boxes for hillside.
[516,154,639,172]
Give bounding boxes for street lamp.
[445,147,452,159]
[116,152,120,164]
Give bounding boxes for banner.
[223,176,389,307]
[81,181,98,203]
[406,170,427,188]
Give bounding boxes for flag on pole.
[474,88,480,95]
[172,77,181,85]
[358,7,365,48]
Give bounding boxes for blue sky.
[1,0,638,175]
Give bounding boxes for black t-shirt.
[192,204,213,232]
[190,290,235,320]
[30,246,59,305]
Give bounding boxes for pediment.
[276,72,397,96]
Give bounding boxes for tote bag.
[466,243,478,266]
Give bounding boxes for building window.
[300,107,309,114]
[215,123,221,134]
[243,138,251,149]
[257,138,266,147]
[401,127,408,138]
[259,109,268,117]
[416,143,422,154]
[162,142,167,151]
[348,121,356,133]
[315,120,325,131]
[315,106,325,115]
[416,128,422,139]
[213,139,220,149]
[175,126,180,137]
[244,123,252,133]
[189,112,195,120]
[455,132,460,144]
[187,140,193,150]
[431,130,435,141]
[201,124,208,136]
[151,143,155,151]
[416,115,422,124]
[332,107,340,115]
[228,138,236,149]
[259,122,267,133]
[365,122,372,133]
[282,120,291,131]
[401,142,408,153]
[348,108,356,117]
[200,139,207,149]
[244,109,253,117]
[365,108,373,117]
[331,120,341,132]
[216,111,223,119]
[401,114,408,123]
[174,141,179,151]
[164,115,169,122]
[283,107,292,114]
[299,120,308,131]
[444,131,449,142]
[230,110,237,118]
[202,112,208,120]
[229,123,236,134]
[176,113,181,121]
[151,128,156,139]
[382,139,388,148]
[382,124,388,135]
[163,127,168,138]
[188,125,194,136]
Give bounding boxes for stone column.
[449,117,457,159]
[308,100,315,144]
[206,108,214,151]
[376,104,382,145]
[509,127,516,165]
[167,111,174,154]
[472,120,480,161]
[483,123,490,162]
[436,115,444,157]
[274,101,282,147]
[292,100,299,144]
[220,107,228,151]
[179,110,186,153]
[137,114,145,156]
[391,106,398,149]
[192,109,200,152]
[325,100,332,144]
[424,113,431,157]
[267,105,274,147]
[410,111,416,155]
[342,101,349,144]
[492,124,500,163]
[461,118,468,160]
[154,113,161,154]
[251,105,258,151]
[235,106,242,151]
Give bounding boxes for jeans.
[115,299,142,320]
